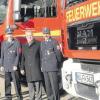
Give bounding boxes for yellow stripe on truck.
[14,30,61,37]
[33,30,61,36]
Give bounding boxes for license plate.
[76,73,94,85]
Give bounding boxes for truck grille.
[75,83,98,100]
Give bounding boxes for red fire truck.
[62,0,100,100]
[0,0,100,100]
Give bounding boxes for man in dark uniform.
[20,30,43,100]
[40,27,62,100]
[0,27,22,100]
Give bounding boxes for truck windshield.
[0,0,7,23]
[66,0,87,7]
[21,0,57,19]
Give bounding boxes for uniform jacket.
[40,38,62,72]
[21,40,42,82]
[1,39,21,72]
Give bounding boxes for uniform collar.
[45,37,52,42]
[6,39,15,44]
[6,39,15,48]
[27,39,36,47]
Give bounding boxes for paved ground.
[0,77,81,100]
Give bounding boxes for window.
[67,22,100,50]
[0,0,7,24]
[21,0,57,20]
[66,0,87,8]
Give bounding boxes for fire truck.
[62,0,100,100]
[1,0,100,100]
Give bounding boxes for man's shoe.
[4,96,12,100]
[17,96,23,100]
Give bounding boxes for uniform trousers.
[43,72,60,100]
[28,81,42,100]
[5,71,22,100]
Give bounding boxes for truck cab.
[62,0,100,100]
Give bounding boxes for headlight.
[95,80,100,95]
[65,73,72,84]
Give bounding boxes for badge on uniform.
[47,50,50,55]
[57,45,60,50]
[10,50,13,53]
[10,50,15,53]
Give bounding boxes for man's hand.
[20,70,25,75]
[41,67,42,71]
[0,66,4,72]
[13,66,17,71]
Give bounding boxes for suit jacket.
[1,39,21,72]
[21,40,43,82]
[40,38,62,72]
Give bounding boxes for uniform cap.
[5,26,13,34]
[42,27,50,34]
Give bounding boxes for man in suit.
[20,30,43,100]
[0,27,22,100]
[40,27,62,100]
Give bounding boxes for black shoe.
[4,96,12,100]
[17,96,23,100]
